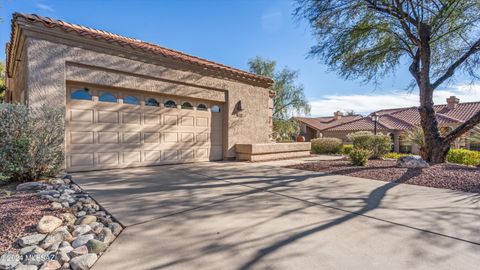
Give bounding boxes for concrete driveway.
[73,157,480,270]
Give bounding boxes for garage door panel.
[66,87,223,171]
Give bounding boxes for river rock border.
[0,175,123,270]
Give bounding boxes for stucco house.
[295,111,362,141]
[4,13,280,172]
[320,96,480,153]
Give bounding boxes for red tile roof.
[295,115,362,131]
[7,13,274,86]
[323,101,480,132]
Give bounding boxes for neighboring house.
[5,13,274,172]
[295,111,362,141]
[321,96,480,153]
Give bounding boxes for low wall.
[235,142,311,161]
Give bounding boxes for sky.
[1,0,479,116]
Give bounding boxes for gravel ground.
[0,191,60,253]
[287,159,480,193]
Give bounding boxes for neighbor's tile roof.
[7,13,273,86]
[323,101,480,132]
[295,115,362,131]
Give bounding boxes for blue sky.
[1,0,479,116]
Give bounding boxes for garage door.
[65,85,223,172]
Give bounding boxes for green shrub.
[0,104,65,182]
[383,152,411,160]
[348,132,391,159]
[349,149,370,166]
[311,137,343,154]
[342,144,353,155]
[447,149,480,166]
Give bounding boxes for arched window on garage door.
[145,98,160,107]
[197,104,207,111]
[71,88,92,101]
[211,105,221,113]
[123,95,140,105]
[164,100,177,108]
[181,102,193,109]
[99,92,117,103]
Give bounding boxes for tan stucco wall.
[17,33,271,159]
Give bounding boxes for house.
[320,96,480,153]
[5,13,276,172]
[295,111,362,141]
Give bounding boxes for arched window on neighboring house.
[164,100,177,108]
[99,92,117,103]
[181,102,193,110]
[71,89,92,101]
[211,105,221,113]
[145,98,160,107]
[197,104,207,111]
[123,95,139,105]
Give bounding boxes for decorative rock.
[38,190,60,197]
[16,182,45,191]
[109,223,122,236]
[75,215,96,226]
[37,216,63,234]
[97,228,114,244]
[75,211,86,218]
[14,264,38,270]
[69,254,97,270]
[47,242,61,252]
[22,251,54,266]
[18,234,47,247]
[55,252,70,264]
[60,263,70,270]
[41,227,72,249]
[50,202,63,210]
[71,234,94,248]
[19,246,38,256]
[72,225,91,237]
[39,260,61,270]
[69,246,88,258]
[89,222,104,234]
[86,239,107,254]
[59,213,76,226]
[94,211,106,217]
[396,155,429,168]
[49,179,65,185]
[0,252,19,269]
[57,245,73,255]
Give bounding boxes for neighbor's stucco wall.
[23,36,271,158]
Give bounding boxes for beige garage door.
[65,85,223,172]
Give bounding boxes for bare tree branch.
[443,110,480,145]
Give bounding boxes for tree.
[345,109,357,116]
[295,0,480,163]
[0,61,5,103]
[248,56,310,119]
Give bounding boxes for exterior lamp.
[371,112,379,135]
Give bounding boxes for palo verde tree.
[249,56,310,141]
[295,0,480,163]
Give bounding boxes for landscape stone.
[18,234,46,247]
[37,216,62,234]
[59,213,76,226]
[75,215,96,225]
[39,260,61,270]
[69,254,97,270]
[71,234,94,248]
[109,223,122,236]
[97,228,114,244]
[86,239,107,254]
[396,155,429,168]
[89,222,104,234]
[69,246,88,258]
[50,202,63,210]
[55,252,70,264]
[14,264,38,270]
[16,182,45,191]
[72,225,91,237]
[0,252,19,270]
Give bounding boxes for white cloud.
[261,11,282,33]
[36,3,55,12]
[308,84,480,117]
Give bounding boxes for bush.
[0,104,64,182]
[311,137,343,154]
[447,149,480,166]
[342,144,353,155]
[383,152,411,160]
[349,149,370,166]
[348,132,391,159]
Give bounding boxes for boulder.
[108,223,122,236]
[49,179,65,185]
[75,211,86,218]
[18,234,47,247]
[59,213,76,226]
[37,216,63,234]
[69,254,97,270]
[86,239,107,254]
[396,155,429,168]
[97,228,114,244]
[19,246,38,256]
[39,260,61,270]
[71,234,94,249]
[50,202,63,210]
[0,252,19,270]
[16,182,45,191]
[89,222,104,234]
